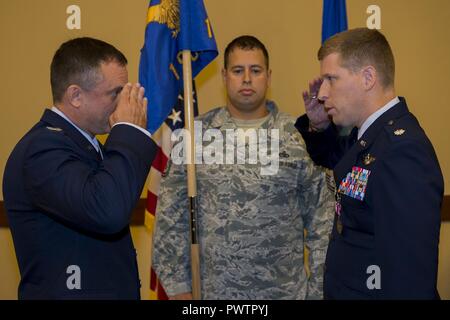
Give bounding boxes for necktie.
[92,139,103,160]
[348,127,359,148]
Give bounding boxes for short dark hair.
[318,28,395,88]
[224,35,269,69]
[50,37,127,103]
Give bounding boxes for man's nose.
[243,69,251,84]
[318,81,328,102]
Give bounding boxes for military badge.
[338,166,371,201]
[363,154,376,165]
[394,129,405,136]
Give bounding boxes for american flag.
[145,91,198,300]
[138,0,217,299]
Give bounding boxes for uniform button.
[388,120,394,125]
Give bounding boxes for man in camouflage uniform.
[152,35,334,299]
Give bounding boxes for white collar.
[358,97,400,140]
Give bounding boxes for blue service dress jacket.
[295,97,443,299]
[3,109,157,299]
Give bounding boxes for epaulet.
[45,126,63,133]
[383,119,408,141]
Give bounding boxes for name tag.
[338,166,371,201]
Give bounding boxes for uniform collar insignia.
[46,126,62,132]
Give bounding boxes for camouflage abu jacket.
[152,101,334,299]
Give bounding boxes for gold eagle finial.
[147,0,180,37]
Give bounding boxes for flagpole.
[182,49,202,300]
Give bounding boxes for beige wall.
[1,0,449,299]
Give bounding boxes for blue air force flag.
[139,0,218,134]
[322,0,348,43]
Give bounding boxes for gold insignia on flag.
[394,129,405,136]
[147,0,180,37]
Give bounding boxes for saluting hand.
[109,83,148,129]
[302,78,330,131]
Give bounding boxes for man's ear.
[267,69,272,86]
[361,66,376,91]
[65,85,83,108]
[221,68,227,84]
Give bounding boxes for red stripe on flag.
[150,267,157,291]
[146,190,157,217]
[151,267,169,300]
[152,147,169,174]
[158,281,169,300]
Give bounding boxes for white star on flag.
[168,109,182,126]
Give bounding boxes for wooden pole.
[182,49,201,300]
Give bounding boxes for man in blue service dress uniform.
[3,38,157,299]
[295,28,443,299]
